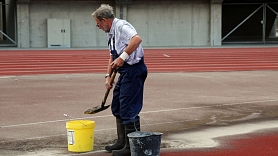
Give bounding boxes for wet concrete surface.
[0,71,278,155]
[163,119,278,149]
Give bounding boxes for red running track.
[161,131,278,156]
[0,47,278,76]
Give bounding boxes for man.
[92,4,148,156]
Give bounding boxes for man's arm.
[124,34,142,55]
[110,34,142,68]
[105,55,114,90]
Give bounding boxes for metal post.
[263,4,266,44]
[120,2,123,19]
[115,0,131,19]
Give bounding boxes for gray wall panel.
[28,1,110,48]
[29,3,49,48]
[192,1,210,46]
[127,0,210,47]
[18,0,214,48]
[17,4,30,48]
[210,3,222,46]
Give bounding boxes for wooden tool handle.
[101,69,117,106]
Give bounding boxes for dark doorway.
[222,1,278,44]
[0,0,16,47]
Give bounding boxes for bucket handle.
[133,116,153,133]
[64,114,87,126]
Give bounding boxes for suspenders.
[108,37,115,51]
[108,37,118,61]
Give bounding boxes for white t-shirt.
[108,18,144,65]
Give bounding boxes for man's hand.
[105,77,113,90]
[110,57,124,69]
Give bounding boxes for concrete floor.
[1,71,278,155]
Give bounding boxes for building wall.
[27,1,108,48]
[127,0,211,47]
[16,0,222,48]
[17,4,30,48]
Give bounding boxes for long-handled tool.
[84,69,117,114]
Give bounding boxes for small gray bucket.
[128,131,163,156]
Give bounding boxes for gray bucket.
[128,131,163,156]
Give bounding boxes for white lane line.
[0,76,16,79]
[0,114,113,128]
[1,99,277,128]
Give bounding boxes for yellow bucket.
[66,120,96,152]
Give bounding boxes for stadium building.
[1,0,277,48]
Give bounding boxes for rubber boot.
[105,117,125,152]
[112,120,140,156]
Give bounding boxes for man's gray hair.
[92,4,115,20]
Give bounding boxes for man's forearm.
[124,35,142,55]
[106,56,113,74]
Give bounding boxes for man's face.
[95,18,109,33]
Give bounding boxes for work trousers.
[110,50,148,124]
